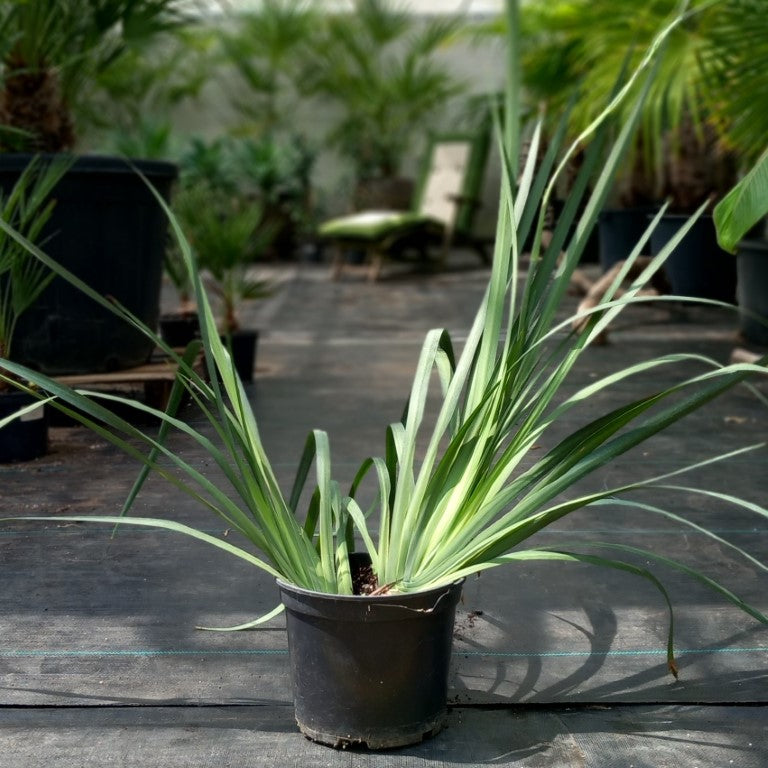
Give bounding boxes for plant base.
[297,711,446,750]
[277,571,463,750]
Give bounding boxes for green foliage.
[0,155,71,365]
[221,0,319,137]
[714,147,768,252]
[513,0,742,208]
[0,0,187,150]
[700,0,768,166]
[1,1,767,674]
[179,134,312,204]
[110,118,176,160]
[299,0,466,179]
[177,133,315,254]
[77,23,216,150]
[172,180,273,334]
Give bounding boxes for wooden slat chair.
[320,130,490,281]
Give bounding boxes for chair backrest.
[412,129,490,235]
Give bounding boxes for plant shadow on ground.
[1,693,766,766]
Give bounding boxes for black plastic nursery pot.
[221,329,259,383]
[0,390,47,463]
[159,312,200,348]
[650,214,736,303]
[736,239,768,346]
[277,566,464,749]
[598,207,654,272]
[0,154,177,375]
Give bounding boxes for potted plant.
[159,242,200,348]
[0,155,70,461]
[235,135,316,261]
[714,149,768,345]
[299,0,465,212]
[0,0,184,374]
[513,0,741,294]
[1,0,768,750]
[76,23,215,155]
[219,0,319,138]
[172,180,273,382]
[705,0,768,345]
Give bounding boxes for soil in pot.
[277,555,463,750]
[0,390,47,463]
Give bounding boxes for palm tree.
[514,0,740,210]
[0,0,183,151]
[221,0,319,137]
[299,0,465,185]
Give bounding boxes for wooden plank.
[52,354,205,409]
[56,361,184,386]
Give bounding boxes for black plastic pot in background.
[0,155,177,375]
[0,390,47,463]
[221,329,259,383]
[650,214,736,303]
[550,198,600,263]
[736,239,768,346]
[159,312,200,348]
[277,559,463,749]
[598,207,655,272]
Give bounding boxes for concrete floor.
[2,255,767,765]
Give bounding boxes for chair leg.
[368,250,384,281]
[331,245,345,280]
[473,237,490,265]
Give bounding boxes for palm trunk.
[0,55,75,152]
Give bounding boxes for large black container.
[0,390,47,463]
[650,214,736,303]
[736,239,768,345]
[277,564,463,749]
[0,155,177,374]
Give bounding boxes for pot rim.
[0,152,178,177]
[276,575,464,604]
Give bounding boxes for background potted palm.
[1,0,768,751]
[216,0,320,258]
[714,149,768,345]
[299,0,465,212]
[0,155,69,461]
[705,0,768,345]
[0,0,184,374]
[512,0,740,298]
[172,178,274,383]
[76,22,215,159]
[219,0,318,140]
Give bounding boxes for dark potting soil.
[352,562,378,595]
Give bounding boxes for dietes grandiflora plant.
[1,0,767,675]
